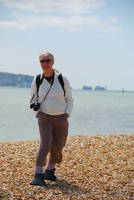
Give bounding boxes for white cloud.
[0,0,123,32]
[0,0,104,13]
[0,12,123,32]
[110,16,119,23]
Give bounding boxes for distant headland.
[0,72,33,88]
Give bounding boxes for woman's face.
[39,55,54,72]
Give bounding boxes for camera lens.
[30,103,35,109]
[33,103,40,111]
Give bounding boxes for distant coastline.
[0,72,133,92]
[0,72,33,88]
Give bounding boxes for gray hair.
[39,50,54,61]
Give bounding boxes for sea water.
[0,87,134,142]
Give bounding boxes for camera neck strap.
[39,72,55,105]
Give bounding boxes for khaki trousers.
[35,111,69,167]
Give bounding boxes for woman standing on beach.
[30,51,73,186]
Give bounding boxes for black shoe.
[30,173,48,186]
[43,168,57,182]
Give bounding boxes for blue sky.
[0,0,134,90]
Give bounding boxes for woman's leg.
[43,115,68,181]
[48,116,69,165]
[35,117,53,171]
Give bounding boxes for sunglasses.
[40,59,51,63]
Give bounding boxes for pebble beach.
[0,133,134,200]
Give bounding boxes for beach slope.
[0,134,134,200]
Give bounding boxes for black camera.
[30,102,40,111]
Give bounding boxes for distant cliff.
[82,85,93,90]
[0,72,34,88]
[95,85,106,91]
[82,85,107,91]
